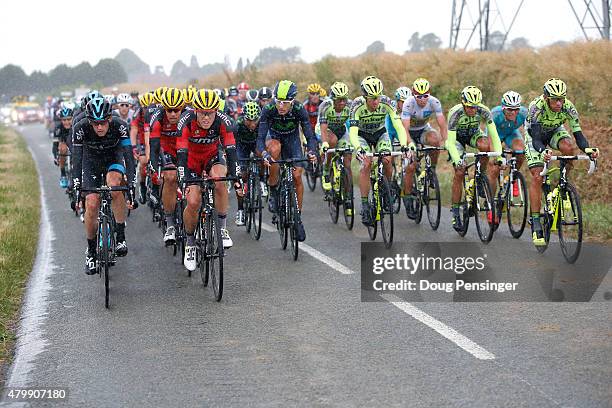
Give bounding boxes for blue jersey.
[491,105,527,144]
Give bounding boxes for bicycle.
[145,163,164,225]
[364,151,402,249]
[389,141,403,214]
[324,147,354,230]
[304,142,322,192]
[272,158,310,261]
[80,183,129,309]
[408,145,445,230]
[536,151,597,263]
[239,156,264,241]
[58,152,79,217]
[187,175,238,301]
[492,149,528,238]
[454,151,500,243]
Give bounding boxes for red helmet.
[237,82,250,91]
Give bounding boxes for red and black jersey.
[176,110,236,174]
[303,100,321,131]
[149,106,183,157]
[131,106,157,145]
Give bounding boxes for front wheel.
[341,168,354,231]
[205,209,224,301]
[425,170,441,230]
[506,171,528,238]
[378,177,394,249]
[473,174,494,243]
[558,183,583,264]
[305,161,318,192]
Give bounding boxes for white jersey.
[400,95,443,130]
[113,109,135,125]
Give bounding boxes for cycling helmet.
[193,89,220,110]
[58,105,74,119]
[130,90,139,98]
[228,86,239,97]
[86,97,112,121]
[330,82,349,99]
[273,80,298,101]
[182,87,196,104]
[139,92,156,107]
[258,87,273,100]
[153,86,168,103]
[360,76,383,97]
[213,88,226,100]
[161,88,185,109]
[103,94,116,104]
[307,83,323,94]
[81,90,101,109]
[412,78,431,95]
[243,101,261,120]
[319,88,327,98]
[461,86,482,106]
[543,78,567,98]
[394,86,411,102]
[246,89,259,102]
[501,90,522,108]
[116,93,131,105]
[237,82,250,91]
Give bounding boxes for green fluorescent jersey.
[445,103,501,164]
[317,99,350,136]
[349,95,407,148]
[526,95,581,133]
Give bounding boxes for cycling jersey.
[149,107,182,157]
[114,108,135,125]
[317,99,350,137]
[53,122,71,144]
[445,103,501,164]
[234,115,258,145]
[400,95,443,130]
[303,99,321,132]
[349,95,407,148]
[176,110,238,178]
[525,95,587,152]
[131,106,156,145]
[491,105,527,145]
[257,101,317,154]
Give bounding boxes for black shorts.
[267,133,306,168]
[237,142,257,172]
[82,148,125,193]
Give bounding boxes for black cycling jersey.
[257,101,316,153]
[234,115,258,145]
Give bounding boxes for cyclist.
[233,101,261,226]
[130,91,157,203]
[349,76,411,226]
[227,86,240,118]
[237,82,250,108]
[258,86,273,108]
[489,90,527,198]
[182,86,197,109]
[53,103,75,189]
[304,83,323,132]
[387,87,410,146]
[72,97,136,275]
[319,82,352,196]
[445,86,502,231]
[149,88,185,246]
[258,80,318,242]
[114,93,135,124]
[177,89,240,271]
[246,89,259,103]
[401,78,447,218]
[524,78,598,246]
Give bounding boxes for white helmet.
[394,86,411,102]
[501,90,522,109]
[116,93,131,104]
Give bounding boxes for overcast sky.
[2,0,594,74]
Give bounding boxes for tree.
[252,46,301,67]
[72,62,93,85]
[509,37,531,50]
[0,64,28,96]
[189,55,199,69]
[487,30,505,51]
[364,41,385,54]
[408,32,422,52]
[48,64,74,88]
[28,71,50,93]
[420,33,442,50]
[93,58,127,86]
[236,57,244,73]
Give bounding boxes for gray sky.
[1,0,590,74]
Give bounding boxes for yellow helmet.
[161,87,185,110]
[182,87,196,104]
[330,82,349,99]
[153,86,168,103]
[319,88,327,98]
[307,83,323,94]
[360,76,383,97]
[139,92,156,107]
[543,78,567,98]
[412,78,431,95]
[193,89,220,110]
[461,86,482,106]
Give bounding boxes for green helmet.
[330,82,349,99]
[243,101,261,120]
[461,86,482,106]
[543,78,567,98]
[360,76,383,97]
[273,80,298,101]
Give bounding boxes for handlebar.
[539,154,597,176]
[325,147,354,154]
[81,185,130,193]
[416,145,446,152]
[464,151,501,159]
[365,151,403,157]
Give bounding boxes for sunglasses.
[308,92,320,96]
[119,104,130,108]
[166,108,182,114]
[274,98,294,106]
[196,110,216,118]
[61,118,73,121]
[415,94,430,99]
[89,119,109,126]
[365,96,380,101]
[548,97,565,103]
[503,107,520,112]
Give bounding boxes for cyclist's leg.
[161,152,178,224]
[266,138,281,187]
[552,127,575,170]
[357,136,373,202]
[183,170,202,236]
[451,141,467,204]
[83,151,103,241]
[423,124,442,165]
[511,133,526,169]
[376,133,393,181]
[337,131,353,178]
[403,129,423,195]
[281,134,306,210]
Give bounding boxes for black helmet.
[258,86,273,100]
[81,90,102,109]
[86,97,112,121]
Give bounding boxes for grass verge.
[0,126,40,383]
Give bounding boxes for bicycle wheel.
[289,188,299,261]
[251,175,263,241]
[391,180,401,214]
[536,186,552,254]
[279,184,288,250]
[197,212,206,282]
[457,182,470,237]
[425,170,441,230]
[328,169,340,224]
[379,177,394,249]
[205,208,224,301]
[474,174,495,243]
[306,162,317,191]
[413,173,423,224]
[341,168,354,230]
[367,183,377,241]
[506,171,528,239]
[101,217,110,309]
[558,183,582,263]
[245,176,253,234]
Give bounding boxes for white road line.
[382,294,496,360]
[261,222,495,360]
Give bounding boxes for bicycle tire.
[474,174,495,243]
[367,183,377,241]
[251,175,263,241]
[506,171,528,239]
[379,177,394,249]
[102,217,110,309]
[425,170,441,230]
[198,211,207,283]
[245,176,253,234]
[413,173,423,224]
[279,183,288,250]
[306,162,317,192]
[328,169,340,224]
[457,179,470,237]
[341,167,354,230]
[206,208,224,301]
[289,188,299,261]
[558,183,583,264]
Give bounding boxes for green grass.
[582,202,612,242]
[0,126,40,377]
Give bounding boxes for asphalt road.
[1,124,610,407]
